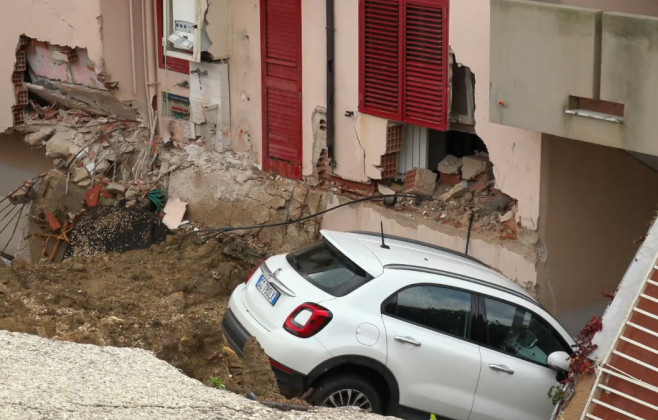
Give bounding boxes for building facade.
[1,0,657,336]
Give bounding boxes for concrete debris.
[162,198,188,230]
[24,126,55,146]
[437,154,462,174]
[7,181,38,205]
[404,167,437,197]
[45,129,76,158]
[461,155,490,180]
[377,184,396,196]
[438,181,469,201]
[475,190,511,212]
[106,182,126,195]
[71,167,89,183]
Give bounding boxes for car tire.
[309,374,383,413]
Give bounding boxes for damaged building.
[1,0,657,350]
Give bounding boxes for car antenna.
[380,221,390,249]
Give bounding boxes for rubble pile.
[372,153,519,239]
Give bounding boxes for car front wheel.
[309,374,383,413]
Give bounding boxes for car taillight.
[245,258,268,284]
[284,303,332,338]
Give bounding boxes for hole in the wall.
[450,52,476,128]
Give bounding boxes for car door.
[381,284,481,420]
[469,297,571,420]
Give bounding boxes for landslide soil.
[0,233,283,401]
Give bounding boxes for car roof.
[320,229,536,302]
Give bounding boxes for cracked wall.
[0,0,104,132]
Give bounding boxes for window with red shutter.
[359,0,449,131]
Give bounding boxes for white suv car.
[223,230,574,420]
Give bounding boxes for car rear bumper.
[221,308,251,357]
[222,307,307,398]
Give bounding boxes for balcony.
[490,0,658,157]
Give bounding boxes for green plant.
[547,385,565,406]
[209,376,226,389]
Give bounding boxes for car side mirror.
[547,351,571,371]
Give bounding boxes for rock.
[45,129,76,158]
[461,155,490,180]
[437,154,462,175]
[0,283,9,295]
[77,179,92,187]
[439,181,469,201]
[24,127,55,146]
[106,183,126,195]
[100,316,124,326]
[404,168,437,197]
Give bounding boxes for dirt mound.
[0,232,282,401]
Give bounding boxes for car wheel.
[309,374,383,413]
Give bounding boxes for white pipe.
[141,0,153,128]
[129,0,137,95]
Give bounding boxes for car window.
[483,297,570,366]
[384,285,472,339]
[286,239,370,297]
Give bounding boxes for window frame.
[381,283,478,342]
[359,0,450,130]
[475,294,574,369]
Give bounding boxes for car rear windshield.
[286,239,371,297]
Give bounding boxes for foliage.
[209,376,226,389]
[547,385,565,406]
[566,315,602,383]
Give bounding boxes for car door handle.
[394,336,421,347]
[489,364,514,375]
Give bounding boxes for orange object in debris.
[44,212,62,231]
[85,185,101,207]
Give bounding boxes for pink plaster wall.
[26,43,105,89]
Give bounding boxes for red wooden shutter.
[359,0,402,121]
[403,0,450,131]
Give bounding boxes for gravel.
[0,330,388,420]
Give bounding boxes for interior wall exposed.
[538,134,658,333]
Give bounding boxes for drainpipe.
[142,0,158,128]
[129,0,138,95]
[326,0,335,162]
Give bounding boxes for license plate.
[256,275,280,305]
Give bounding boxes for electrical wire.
[178,193,422,250]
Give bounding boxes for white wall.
[451,0,543,229]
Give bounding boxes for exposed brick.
[11,105,25,125]
[14,85,28,106]
[379,152,399,179]
[11,71,23,86]
[404,167,437,197]
[385,124,403,154]
[14,50,26,71]
[85,185,102,207]
[44,212,62,232]
[439,172,461,186]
